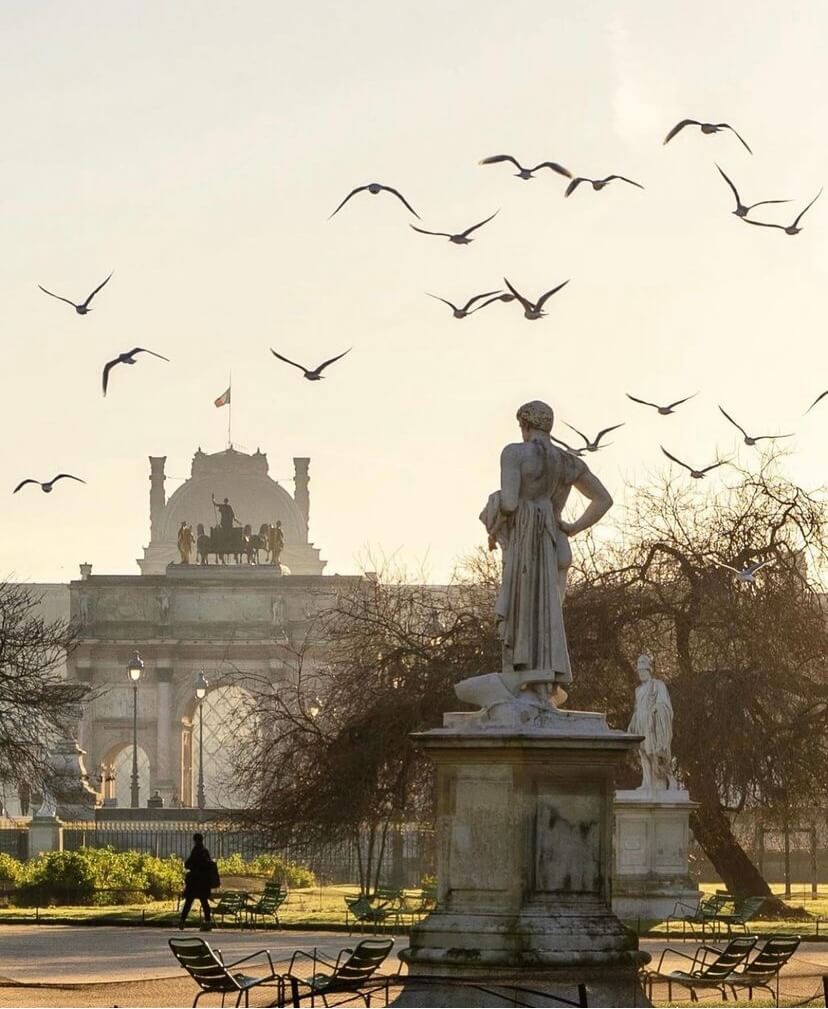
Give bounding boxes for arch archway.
[189,685,257,809]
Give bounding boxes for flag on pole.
[214,386,231,408]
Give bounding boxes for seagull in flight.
[102,347,170,396]
[270,348,350,381]
[410,210,499,245]
[426,291,503,319]
[13,474,85,494]
[715,165,789,219]
[663,119,752,153]
[661,446,728,479]
[626,393,696,416]
[806,388,828,414]
[564,175,644,197]
[718,406,793,446]
[563,422,624,453]
[478,154,572,181]
[742,189,822,236]
[550,435,585,457]
[713,558,773,583]
[38,272,112,315]
[503,277,570,320]
[329,184,419,219]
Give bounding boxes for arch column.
[155,665,175,805]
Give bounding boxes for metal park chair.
[665,891,732,939]
[168,936,279,1007]
[279,938,395,1007]
[713,894,767,935]
[213,891,251,928]
[645,934,758,1002]
[725,934,801,1004]
[344,894,393,934]
[247,881,289,929]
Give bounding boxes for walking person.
[179,833,215,930]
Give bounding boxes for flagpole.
[227,372,232,448]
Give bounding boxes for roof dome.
[159,447,306,544]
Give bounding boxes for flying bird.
[478,154,572,181]
[329,184,419,219]
[550,435,585,457]
[563,422,624,453]
[718,406,793,446]
[715,165,788,218]
[270,348,350,381]
[742,189,822,236]
[426,291,503,319]
[713,558,773,584]
[102,347,170,396]
[626,393,696,415]
[38,272,112,315]
[806,388,828,414]
[410,210,499,245]
[503,277,570,320]
[564,175,644,197]
[13,474,85,494]
[661,446,728,479]
[663,119,752,154]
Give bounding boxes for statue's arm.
[560,469,613,536]
[499,445,523,515]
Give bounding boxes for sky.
[3,0,828,584]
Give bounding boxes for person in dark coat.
[179,833,213,930]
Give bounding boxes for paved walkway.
[0,927,826,1006]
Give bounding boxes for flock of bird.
[15,115,827,587]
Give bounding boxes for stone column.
[396,711,650,1007]
[29,815,63,857]
[149,456,167,541]
[155,666,175,804]
[292,457,310,539]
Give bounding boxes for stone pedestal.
[29,815,64,857]
[395,706,651,1007]
[613,790,700,925]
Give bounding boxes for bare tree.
[0,583,88,791]
[565,456,828,911]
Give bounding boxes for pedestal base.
[397,715,651,1006]
[29,815,63,857]
[613,790,700,924]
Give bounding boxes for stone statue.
[177,521,194,564]
[628,654,677,792]
[78,592,89,627]
[271,594,288,631]
[212,493,235,531]
[158,589,170,624]
[268,520,284,565]
[457,401,613,712]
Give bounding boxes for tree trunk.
[687,769,793,917]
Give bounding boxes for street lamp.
[126,652,144,808]
[195,670,208,810]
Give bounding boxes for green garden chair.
[645,934,758,1002]
[280,937,394,1007]
[168,936,279,1007]
[247,881,289,929]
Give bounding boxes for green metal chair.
[280,938,394,1007]
[213,891,250,928]
[247,881,289,929]
[665,892,733,939]
[344,894,392,934]
[713,894,767,935]
[168,936,279,1007]
[646,934,758,1002]
[725,934,800,1003]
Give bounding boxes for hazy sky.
[4,0,828,583]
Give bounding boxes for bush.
[216,852,315,888]
[14,848,184,906]
[0,853,22,888]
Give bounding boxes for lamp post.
[195,670,208,810]
[126,652,144,808]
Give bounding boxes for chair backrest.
[734,895,766,921]
[346,895,377,920]
[700,935,758,978]
[333,938,394,985]
[698,893,730,917]
[256,887,287,912]
[742,935,800,978]
[216,890,246,911]
[168,937,236,993]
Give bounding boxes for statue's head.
[636,653,654,682]
[276,520,282,527]
[517,400,554,439]
[223,498,229,505]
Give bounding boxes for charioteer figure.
[211,494,236,531]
